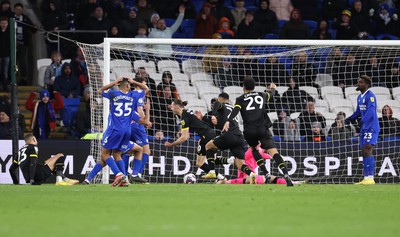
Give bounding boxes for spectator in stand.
[371,3,398,36]
[134,24,149,60]
[148,13,160,30]
[70,47,88,91]
[326,46,346,84]
[322,0,346,21]
[216,17,234,39]
[156,71,180,99]
[214,57,240,89]
[0,0,13,18]
[232,46,256,80]
[259,55,288,86]
[279,9,311,39]
[265,83,283,112]
[136,66,157,99]
[298,100,326,137]
[329,113,352,141]
[351,0,373,39]
[379,105,400,139]
[384,62,400,88]
[330,111,356,137]
[25,90,64,139]
[281,77,314,113]
[44,51,63,97]
[362,55,384,85]
[0,108,24,139]
[194,2,218,38]
[269,0,294,21]
[291,51,316,87]
[82,6,112,44]
[207,0,234,23]
[122,7,143,38]
[285,118,302,141]
[231,0,247,32]
[109,24,122,37]
[152,85,176,136]
[254,0,279,35]
[148,5,185,58]
[335,9,359,39]
[14,3,37,86]
[202,33,230,73]
[75,88,100,138]
[311,19,333,39]
[306,121,326,142]
[42,1,68,58]
[135,0,155,26]
[75,0,100,29]
[0,16,10,92]
[236,10,263,39]
[273,109,290,138]
[174,0,197,19]
[337,52,360,88]
[292,0,320,21]
[54,63,81,98]
[104,0,125,25]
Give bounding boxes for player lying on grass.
[9,133,79,186]
[216,145,303,185]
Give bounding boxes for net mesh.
[78,40,400,184]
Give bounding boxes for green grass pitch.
[0,184,399,237]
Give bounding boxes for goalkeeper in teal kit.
[345,75,380,185]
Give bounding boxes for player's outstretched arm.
[164,129,189,147]
[98,78,121,95]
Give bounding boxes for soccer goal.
[78,38,400,184]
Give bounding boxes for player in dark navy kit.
[223,77,293,186]
[165,99,226,179]
[9,133,77,185]
[345,75,380,185]
[202,92,256,182]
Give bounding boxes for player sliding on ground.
[222,77,294,186]
[82,77,149,186]
[345,75,380,185]
[9,133,79,185]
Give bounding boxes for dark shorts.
[213,132,246,159]
[33,164,53,184]
[197,132,215,156]
[244,127,276,150]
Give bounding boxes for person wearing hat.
[25,90,64,139]
[236,10,263,39]
[121,7,144,37]
[372,3,398,35]
[279,8,310,39]
[345,75,380,185]
[336,9,359,39]
[194,2,218,38]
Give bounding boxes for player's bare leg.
[44,153,73,186]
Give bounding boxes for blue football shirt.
[348,89,380,133]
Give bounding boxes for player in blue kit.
[122,77,152,183]
[82,77,149,186]
[345,75,380,185]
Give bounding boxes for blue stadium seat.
[62,98,80,127]
[303,20,318,33]
[328,29,337,39]
[264,33,279,39]
[376,34,399,40]
[164,18,175,27]
[278,20,288,30]
[193,0,206,13]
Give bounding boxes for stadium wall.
[0,140,398,184]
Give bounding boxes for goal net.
[78,38,400,184]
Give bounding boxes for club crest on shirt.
[370,97,374,102]
[181,120,185,126]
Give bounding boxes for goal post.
[78,38,400,184]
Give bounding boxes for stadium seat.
[278,20,288,30]
[321,86,343,100]
[328,29,337,39]
[303,20,318,33]
[377,99,400,113]
[186,98,208,115]
[170,72,190,84]
[37,66,47,88]
[180,91,199,101]
[344,86,358,99]
[182,59,204,76]
[37,58,52,70]
[62,98,80,127]
[254,86,266,93]
[190,72,214,84]
[264,33,279,39]
[133,60,157,73]
[202,93,219,110]
[110,59,133,72]
[223,86,243,95]
[157,60,180,73]
[275,86,289,95]
[268,112,278,123]
[315,99,329,113]
[315,74,333,87]
[370,87,391,100]
[347,94,358,109]
[299,86,319,99]
[114,71,135,79]
[198,85,221,97]
[164,18,175,27]
[148,72,162,84]
[290,112,300,119]
[330,99,354,115]
[376,34,399,40]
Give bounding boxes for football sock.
[240,164,252,176]
[206,149,216,171]
[105,157,122,176]
[363,156,375,178]
[215,157,228,165]
[273,153,289,175]
[199,163,210,173]
[116,160,126,175]
[55,156,65,182]
[132,158,142,176]
[87,163,103,182]
[122,154,130,174]
[252,148,269,175]
[139,153,149,174]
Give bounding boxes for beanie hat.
[40,90,50,100]
[342,9,352,17]
[129,7,138,14]
[380,4,389,12]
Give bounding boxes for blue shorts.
[359,131,379,148]
[130,123,149,146]
[102,128,131,152]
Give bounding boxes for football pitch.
[0,184,399,237]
